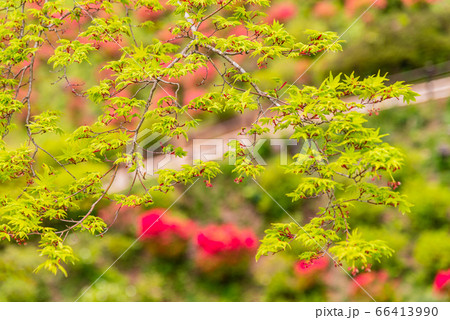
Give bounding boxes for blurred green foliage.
[315,3,450,81]
[1,0,449,302]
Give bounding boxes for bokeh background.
[0,0,449,301]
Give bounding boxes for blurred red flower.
[294,257,329,276]
[313,1,337,19]
[344,0,386,17]
[292,257,329,290]
[433,269,450,293]
[229,25,248,37]
[352,270,388,292]
[194,224,257,278]
[139,209,195,239]
[183,88,207,106]
[266,3,298,23]
[350,270,398,301]
[138,209,196,258]
[135,0,173,22]
[150,86,176,109]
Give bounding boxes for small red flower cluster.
[433,269,450,294]
[387,181,402,190]
[194,224,258,277]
